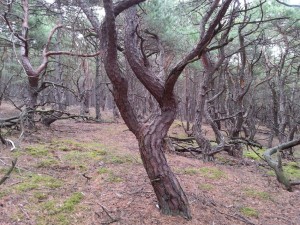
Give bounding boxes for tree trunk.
[138,114,191,219]
[95,55,101,120]
[25,77,39,128]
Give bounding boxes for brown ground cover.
[0,105,299,225]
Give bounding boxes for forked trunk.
[138,113,191,219]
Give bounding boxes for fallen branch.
[0,158,17,185]
[97,203,119,224]
[5,139,16,151]
[263,138,300,191]
[168,136,195,143]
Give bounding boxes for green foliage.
[144,0,198,52]
[240,207,259,218]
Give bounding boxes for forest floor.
[0,104,300,225]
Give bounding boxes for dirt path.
[0,119,299,225]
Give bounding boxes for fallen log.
[263,138,300,191]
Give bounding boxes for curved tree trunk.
[138,113,191,219]
[264,138,300,191]
[79,0,233,220]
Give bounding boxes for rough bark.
[95,55,102,120]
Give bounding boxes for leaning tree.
[79,0,233,219]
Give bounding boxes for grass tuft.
[240,207,259,218]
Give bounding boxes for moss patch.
[37,192,84,225]
[104,154,137,164]
[198,183,214,191]
[177,166,226,179]
[0,190,9,198]
[62,149,106,167]
[36,158,59,168]
[243,147,265,160]
[240,207,259,218]
[33,192,48,201]
[181,167,199,175]
[283,162,300,180]
[98,167,110,174]
[61,192,84,212]
[199,167,226,179]
[243,188,272,200]
[107,172,123,183]
[15,174,62,192]
[25,145,49,157]
[51,139,107,152]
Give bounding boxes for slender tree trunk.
[95,55,101,120]
[185,70,190,131]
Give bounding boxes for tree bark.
[138,112,191,219]
[95,55,102,120]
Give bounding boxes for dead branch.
[0,158,17,185]
[168,136,195,143]
[263,138,300,191]
[97,203,119,225]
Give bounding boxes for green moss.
[243,148,265,160]
[240,207,259,218]
[283,162,300,179]
[12,150,23,158]
[25,145,49,157]
[198,183,214,191]
[243,188,272,200]
[15,174,62,192]
[37,192,84,224]
[266,170,276,176]
[0,190,8,198]
[34,192,48,201]
[36,158,59,168]
[215,155,231,164]
[52,139,107,152]
[181,167,199,175]
[61,192,84,212]
[15,181,39,192]
[41,200,58,214]
[199,167,226,179]
[107,172,123,183]
[98,167,110,174]
[177,166,226,179]
[62,149,106,166]
[105,155,135,164]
